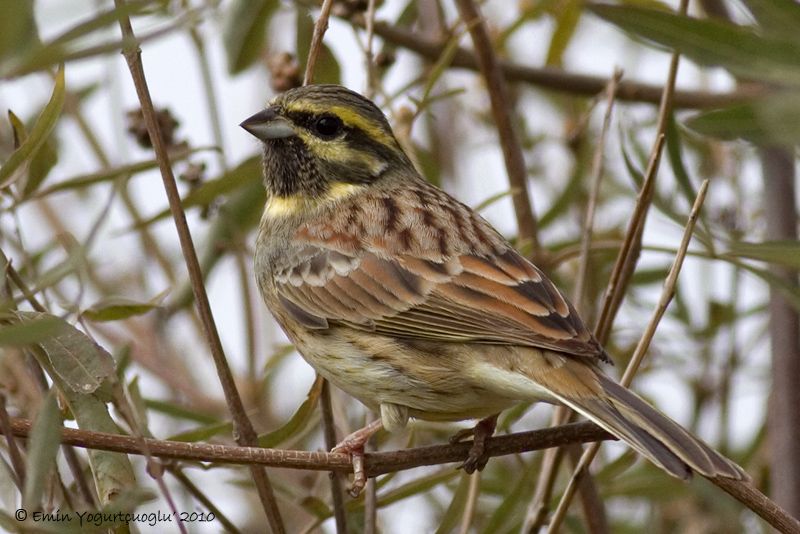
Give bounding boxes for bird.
[240,84,747,495]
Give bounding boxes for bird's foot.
[332,419,383,497]
[449,414,499,474]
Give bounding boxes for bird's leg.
[449,414,499,474]
[331,419,383,496]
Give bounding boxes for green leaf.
[30,145,198,200]
[22,391,62,509]
[545,0,582,67]
[223,0,280,74]
[62,392,135,505]
[434,474,472,534]
[24,131,58,197]
[137,155,260,227]
[589,3,800,86]
[686,92,800,145]
[0,314,63,346]
[0,66,65,188]
[81,291,167,322]
[168,420,232,443]
[258,376,323,447]
[0,0,39,67]
[740,0,800,41]
[665,113,697,204]
[166,160,266,312]
[723,240,800,269]
[144,399,218,425]
[14,312,116,395]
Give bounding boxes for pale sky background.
[0,1,772,532]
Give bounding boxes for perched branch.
[5,416,798,532]
[5,416,608,473]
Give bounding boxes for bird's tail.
[552,371,747,481]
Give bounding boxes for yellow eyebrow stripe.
[263,183,365,219]
[285,101,396,148]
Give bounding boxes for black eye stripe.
[287,111,348,137]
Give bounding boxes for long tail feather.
[552,372,747,481]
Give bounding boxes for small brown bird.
[241,84,746,494]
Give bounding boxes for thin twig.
[546,179,710,533]
[168,466,241,534]
[5,416,797,533]
[458,473,481,534]
[454,0,540,255]
[0,395,25,490]
[112,3,285,532]
[320,380,349,534]
[303,0,336,85]
[593,0,686,344]
[187,20,228,172]
[525,70,621,534]
[573,69,622,311]
[363,0,378,99]
[4,416,608,472]
[360,20,762,109]
[567,443,608,534]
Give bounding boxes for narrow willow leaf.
[223,0,279,74]
[482,460,540,534]
[374,469,459,507]
[30,144,197,200]
[258,375,323,448]
[168,420,232,442]
[723,240,800,269]
[144,399,219,425]
[49,1,157,47]
[81,291,167,322]
[474,190,514,212]
[0,66,65,188]
[23,132,58,197]
[167,171,266,311]
[0,0,39,67]
[686,92,800,145]
[434,474,472,534]
[589,3,800,86]
[16,311,116,394]
[0,314,63,346]
[22,391,62,509]
[137,155,260,227]
[299,495,332,520]
[545,0,581,67]
[64,392,136,505]
[741,0,800,41]
[665,113,697,204]
[7,110,27,146]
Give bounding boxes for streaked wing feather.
[275,241,604,360]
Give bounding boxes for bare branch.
[304,0,336,85]
[113,2,284,531]
[455,0,540,254]
[548,178,710,532]
[360,21,761,109]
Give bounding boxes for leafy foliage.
[0,1,791,532]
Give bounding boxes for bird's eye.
[312,115,343,138]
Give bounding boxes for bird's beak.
[240,108,296,141]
